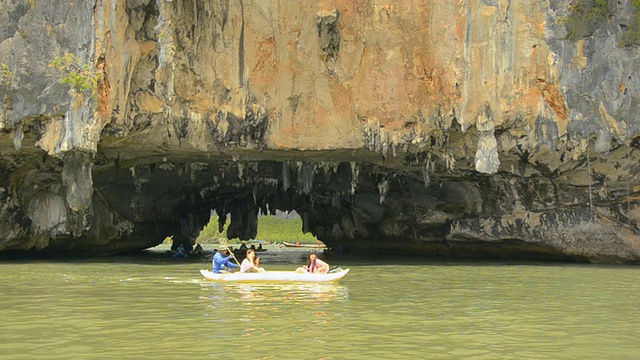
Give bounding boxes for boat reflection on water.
[200,282,349,304]
[199,282,349,340]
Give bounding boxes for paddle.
[218,237,242,269]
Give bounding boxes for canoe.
[200,268,350,283]
[282,241,327,249]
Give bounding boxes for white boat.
[200,268,350,283]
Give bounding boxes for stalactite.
[380,127,389,158]
[295,161,303,194]
[269,203,276,216]
[378,179,389,204]
[331,192,341,208]
[302,212,309,233]
[252,183,257,204]
[237,162,244,182]
[301,163,314,195]
[445,152,456,172]
[282,161,290,191]
[322,162,333,183]
[422,162,430,188]
[350,161,358,195]
[259,195,268,215]
[215,200,227,233]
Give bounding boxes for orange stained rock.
[539,82,569,123]
[251,36,276,88]
[88,0,570,153]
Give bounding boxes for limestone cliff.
[0,0,639,263]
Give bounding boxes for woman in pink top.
[240,249,265,273]
[296,251,329,274]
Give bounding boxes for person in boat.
[296,251,329,274]
[240,249,265,273]
[249,244,256,250]
[191,243,203,255]
[173,244,187,258]
[257,243,263,251]
[239,242,248,251]
[212,244,239,273]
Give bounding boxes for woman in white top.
[240,249,265,273]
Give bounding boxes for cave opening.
[168,209,321,255]
[93,154,464,258]
[92,157,368,255]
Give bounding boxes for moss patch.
[620,0,640,46]
[562,0,610,41]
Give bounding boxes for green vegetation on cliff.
[563,0,640,46]
[563,0,610,41]
[48,53,102,97]
[620,0,640,46]
[0,63,12,87]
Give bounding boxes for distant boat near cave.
[282,241,327,249]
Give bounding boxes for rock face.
[0,0,639,263]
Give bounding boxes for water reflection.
[0,260,638,359]
[196,281,350,352]
[200,282,349,304]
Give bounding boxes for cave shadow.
[320,251,640,269]
[0,245,312,266]
[2,249,636,270]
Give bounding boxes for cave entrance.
[150,160,353,257]
[169,209,321,254]
[94,158,365,257]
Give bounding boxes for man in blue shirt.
[213,244,239,273]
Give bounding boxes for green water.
[0,252,638,360]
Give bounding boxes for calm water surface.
[0,251,638,360]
